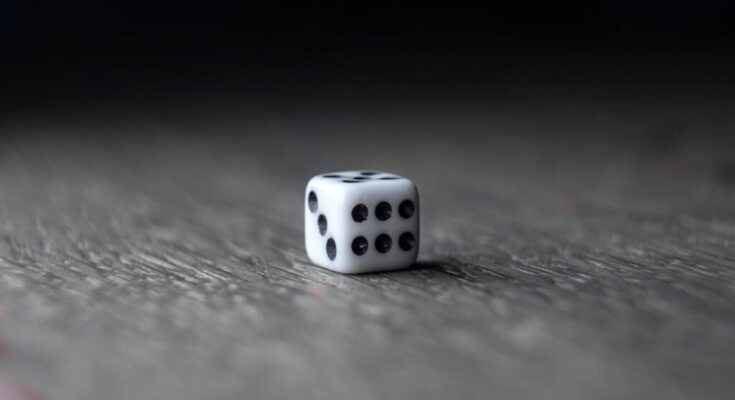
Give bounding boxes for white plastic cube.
[304,170,420,274]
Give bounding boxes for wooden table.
[1,101,734,400]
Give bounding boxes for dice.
[304,170,420,274]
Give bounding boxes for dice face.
[304,170,420,274]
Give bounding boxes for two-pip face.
[304,170,420,274]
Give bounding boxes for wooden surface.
[0,104,734,400]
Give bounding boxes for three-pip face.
[304,170,420,274]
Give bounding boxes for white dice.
[304,170,420,274]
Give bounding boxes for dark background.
[2,1,734,122]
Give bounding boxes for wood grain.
[0,106,734,400]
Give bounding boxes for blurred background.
[1,2,735,400]
[2,1,734,122]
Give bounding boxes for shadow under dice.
[304,170,420,274]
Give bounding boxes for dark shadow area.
[395,261,445,274]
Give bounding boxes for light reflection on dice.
[304,170,419,274]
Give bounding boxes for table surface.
[1,101,734,400]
